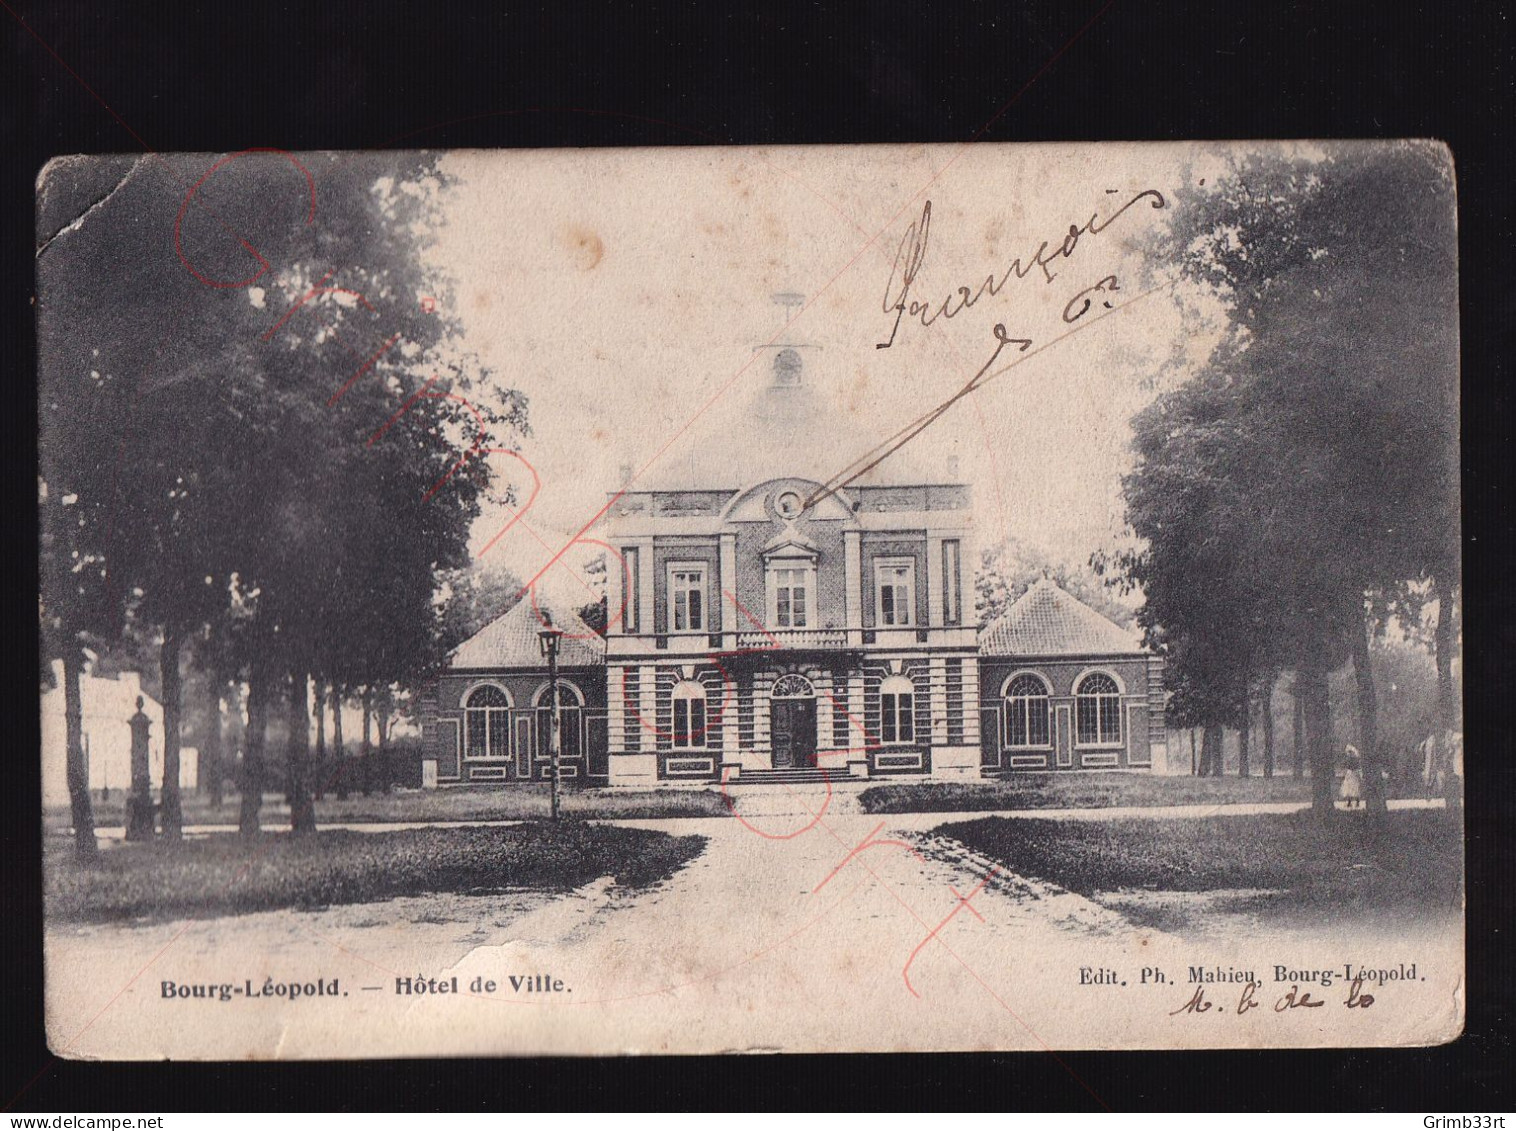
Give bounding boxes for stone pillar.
[753,670,773,769]
[607,546,625,635]
[926,534,945,627]
[719,532,738,644]
[607,663,627,754]
[843,530,862,644]
[814,668,836,765]
[847,668,867,761]
[638,543,656,637]
[125,696,156,840]
[962,655,982,748]
[929,657,948,746]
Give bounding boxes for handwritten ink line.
[806,276,1178,508]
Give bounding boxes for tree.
[1116,367,1279,776]
[435,563,527,657]
[977,536,1136,631]
[577,554,610,637]
[1120,142,1458,817]
[38,152,530,838]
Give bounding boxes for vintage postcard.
[38,141,1462,1058]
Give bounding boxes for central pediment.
[761,524,821,561]
[721,478,858,524]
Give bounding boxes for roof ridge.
[978,577,1141,657]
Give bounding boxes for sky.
[426,143,1229,608]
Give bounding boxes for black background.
[4,0,1512,1113]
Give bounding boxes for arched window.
[1075,673,1122,746]
[880,674,916,744]
[534,682,584,760]
[771,673,815,699]
[464,685,512,760]
[1004,674,1051,748]
[672,680,707,749]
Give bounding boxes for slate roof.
[448,598,606,670]
[639,347,942,490]
[978,578,1143,657]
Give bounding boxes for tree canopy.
[37,150,530,838]
[1117,142,1458,813]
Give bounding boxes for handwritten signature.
[803,188,1168,511]
[1170,977,1379,1017]
[874,188,1166,350]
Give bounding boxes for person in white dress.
[1340,744,1363,809]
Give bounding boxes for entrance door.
[771,698,818,768]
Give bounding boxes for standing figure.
[125,696,156,840]
[1339,744,1363,810]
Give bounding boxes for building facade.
[599,474,980,784]
[423,332,1164,786]
[423,601,610,785]
[976,579,1166,774]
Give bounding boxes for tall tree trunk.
[1292,678,1306,780]
[376,685,392,794]
[225,680,245,782]
[62,645,98,861]
[1200,725,1222,778]
[360,686,374,797]
[1189,728,1197,775]
[1433,579,1460,808]
[1261,675,1276,779]
[313,678,327,801]
[239,660,269,837]
[159,624,184,840]
[1237,703,1251,778]
[1350,599,1388,817]
[288,668,316,834]
[1299,654,1335,821]
[283,676,298,806]
[332,684,348,801]
[204,675,224,808]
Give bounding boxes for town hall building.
[422,322,1165,787]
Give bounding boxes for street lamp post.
[537,614,565,822]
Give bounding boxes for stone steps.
[729,767,847,785]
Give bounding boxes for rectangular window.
[673,697,706,748]
[1076,695,1122,745]
[535,706,583,759]
[1006,700,1051,747]
[622,547,639,633]
[1076,697,1099,745]
[467,709,488,758]
[942,540,961,625]
[771,565,811,628]
[881,692,915,743]
[670,565,706,632]
[875,559,915,627]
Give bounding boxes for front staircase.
[727,767,850,786]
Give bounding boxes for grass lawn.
[859,772,1315,814]
[934,808,1462,934]
[50,783,733,830]
[46,822,707,925]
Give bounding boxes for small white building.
[40,659,196,806]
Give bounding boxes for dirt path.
[44,788,1461,1057]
